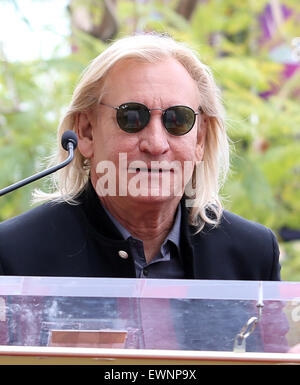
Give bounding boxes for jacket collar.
[179,198,196,278]
[79,180,126,241]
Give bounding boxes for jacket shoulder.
[221,210,274,235]
[0,200,84,241]
[191,210,280,280]
[0,201,87,275]
[1,200,68,229]
[198,210,277,243]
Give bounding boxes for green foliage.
[281,242,300,281]
[0,0,299,279]
[0,53,86,220]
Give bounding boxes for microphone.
[61,130,78,151]
[0,130,78,197]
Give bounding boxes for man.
[0,34,281,280]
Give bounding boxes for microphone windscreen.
[61,130,78,151]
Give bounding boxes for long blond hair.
[33,33,230,232]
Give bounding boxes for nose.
[138,112,170,156]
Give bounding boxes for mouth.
[129,168,174,173]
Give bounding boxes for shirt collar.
[102,205,131,241]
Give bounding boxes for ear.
[75,112,94,159]
[195,115,208,162]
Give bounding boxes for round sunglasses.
[100,102,203,136]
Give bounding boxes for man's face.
[77,57,206,206]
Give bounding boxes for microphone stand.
[0,138,76,197]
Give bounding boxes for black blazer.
[0,182,281,280]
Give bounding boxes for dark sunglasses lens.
[117,103,149,133]
[163,106,196,136]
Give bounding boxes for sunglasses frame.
[100,102,204,136]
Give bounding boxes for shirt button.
[118,250,128,259]
[143,268,149,276]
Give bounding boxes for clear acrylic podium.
[0,276,300,364]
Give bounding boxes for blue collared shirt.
[103,204,185,278]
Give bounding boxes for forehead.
[103,58,200,106]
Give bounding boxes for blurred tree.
[69,0,118,44]
[176,0,198,20]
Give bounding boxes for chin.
[126,188,183,206]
